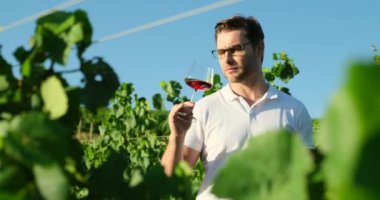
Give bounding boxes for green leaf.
[33,163,69,200]
[212,131,313,200]
[203,74,223,97]
[272,52,278,60]
[0,50,17,102]
[33,11,88,64]
[41,76,68,119]
[129,164,193,200]
[263,69,275,83]
[0,53,15,90]
[0,76,9,91]
[129,169,144,187]
[13,46,30,64]
[38,27,69,64]
[266,52,299,90]
[0,120,9,149]
[374,55,380,65]
[6,112,68,165]
[318,62,380,199]
[152,93,165,111]
[35,13,75,64]
[81,58,120,113]
[37,11,75,34]
[58,87,82,129]
[74,10,93,57]
[88,152,128,199]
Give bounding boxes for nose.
[224,52,235,64]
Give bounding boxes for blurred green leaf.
[87,151,128,199]
[6,112,68,165]
[271,52,299,84]
[0,51,17,102]
[37,11,74,34]
[152,93,165,111]
[160,80,188,104]
[59,87,82,130]
[203,74,223,97]
[13,46,30,64]
[73,10,93,57]
[318,62,380,200]
[33,163,69,200]
[263,69,275,83]
[41,76,68,119]
[0,53,14,92]
[272,52,278,60]
[213,131,313,200]
[81,57,120,113]
[129,163,193,200]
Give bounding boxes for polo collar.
[222,83,279,102]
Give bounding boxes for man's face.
[216,30,263,83]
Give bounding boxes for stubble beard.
[225,64,256,84]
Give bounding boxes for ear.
[256,39,265,50]
[256,40,265,64]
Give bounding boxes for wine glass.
[184,61,214,102]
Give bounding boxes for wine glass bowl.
[184,62,214,101]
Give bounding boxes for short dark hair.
[214,15,265,46]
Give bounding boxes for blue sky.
[1,0,379,118]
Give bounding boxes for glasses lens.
[228,45,243,55]
[212,43,248,59]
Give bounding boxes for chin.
[227,77,239,83]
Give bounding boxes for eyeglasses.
[211,42,251,59]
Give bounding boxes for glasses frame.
[211,42,252,59]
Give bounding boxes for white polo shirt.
[184,84,314,200]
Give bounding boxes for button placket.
[249,106,257,137]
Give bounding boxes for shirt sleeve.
[296,104,315,149]
[184,106,204,152]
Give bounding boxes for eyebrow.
[218,43,243,50]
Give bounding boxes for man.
[161,15,315,199]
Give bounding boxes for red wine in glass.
[184,78,213,91]
[184,66,214,101]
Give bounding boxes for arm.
[161,102,200,176]
[296,105,315,149]
[161,136,200,176]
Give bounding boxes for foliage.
[213,130,313,200]
[371,44,380,65]
[317,62,380,199]
[203,74,224,97]
[4,8,377,200]
[211,61,380,200]
[160,80,189,104]
[263,51,299,95]
[0,10,120,199]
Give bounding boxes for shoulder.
[270,86,307,111]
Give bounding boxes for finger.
[176,115,190,122]
[169,102,194,121]
[175,113,193,122]
[182,101,195,109]
[177,112,187,117]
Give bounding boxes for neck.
[229,77,268,106]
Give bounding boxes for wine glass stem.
[190,89,197,102]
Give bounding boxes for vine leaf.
[6,112,69,164]
[33,163,69,200]
[212,131,313,200]
[318,63,380,199]
[81,57,120,113]
[41,76,68,119]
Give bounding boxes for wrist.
[169,132,185,143]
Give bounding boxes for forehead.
[216,29,247,48]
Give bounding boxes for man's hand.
[168,102,195,135]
